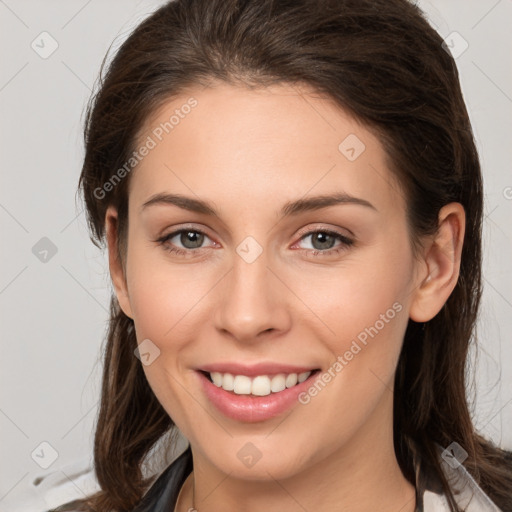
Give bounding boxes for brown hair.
[63,0,512,510]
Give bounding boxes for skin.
[105,82,465,512]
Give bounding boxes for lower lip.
[197,370,320,423]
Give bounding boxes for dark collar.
[132,446,193,512]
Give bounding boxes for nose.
[213,247,292,344]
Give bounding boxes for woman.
[56,0,512,510]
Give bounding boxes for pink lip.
[198,362,317,378]
[196,369,320,423]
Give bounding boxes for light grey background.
[0,0,511,510]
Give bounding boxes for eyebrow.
[140,192,377,217]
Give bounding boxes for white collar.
[422,444,502,511]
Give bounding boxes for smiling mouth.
[199,369,321,397]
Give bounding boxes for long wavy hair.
[61,0,512,510]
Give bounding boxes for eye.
[293,229,354,257]
[156,228,214,256]
[156,226,354,258]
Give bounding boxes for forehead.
[130,82,405,219]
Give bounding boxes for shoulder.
[131,445,193,512]
[418,443,504,512]
[439,449,503,511]
[1,458,99,512]
[9,445,192,512]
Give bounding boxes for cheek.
[292,237,414,415]
[125,247,210,425]
[295,241,413,346]
[291,257,411,449]
[301,277,408,395]
[125,240,213,342]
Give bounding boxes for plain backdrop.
[1,0,511,509]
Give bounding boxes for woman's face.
[109,82,426,481]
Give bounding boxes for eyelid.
[293,223,355,242]
[158,223,353,241]
[158,225,217,245]
[158,223,213,239]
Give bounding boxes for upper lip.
[198,362,319,377]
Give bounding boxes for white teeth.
[209,371,312,396]
[270,373,286,393]
[285,373,298,388]
[251,375,271,396]
[223,373,234,391]
[233,375,252,394]
[298,371,311,383]
[210,372,222,387]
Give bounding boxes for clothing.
[130,442,503,512]
[15,441,501,512]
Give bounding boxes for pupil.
[181,231,203,249]
[313,232,333,250]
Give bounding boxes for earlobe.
[105,206,134,319]
[409,203,465,323]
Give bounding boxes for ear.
[105,205,134,319]
[409,202,465,322]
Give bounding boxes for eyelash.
[156,227,354,258]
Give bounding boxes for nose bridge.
[214,237,289,341]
